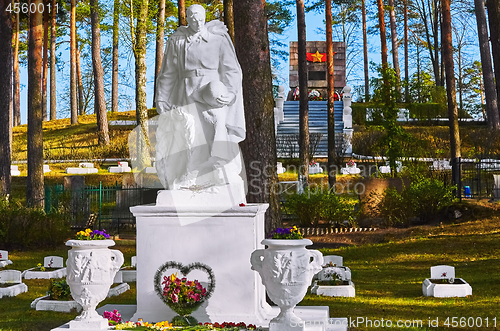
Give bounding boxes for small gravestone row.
[311,255,471,299]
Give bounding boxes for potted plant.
[250,227,323,329]
[65,228,124,328]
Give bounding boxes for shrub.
[284,188,359,227]
[368,187,412,227]
[407,178,456,223]
[48,279,72,301]
[368,178,456,226]
[0,199,72,249]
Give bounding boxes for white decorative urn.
[65,239,124,329]
[251,239,323,330]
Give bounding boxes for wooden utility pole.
[296,0,309,183]
[326,0,336,188]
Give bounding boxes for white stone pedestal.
[422,278,472,297]
[130,202,273,325]
[311,281,355,297]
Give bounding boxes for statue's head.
[186,4,206,33]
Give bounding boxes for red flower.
[239,203,245,207]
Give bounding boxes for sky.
[17,7,358,125]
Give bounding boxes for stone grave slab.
[340,163,360,175]
[24,256,66,280]
[31,295,83,313]
[0,250,13,268]
[0,270,28,298]
[422,265,472,297]
[311,255,355,298]
[109,161,132,173]
[107,283,130,298]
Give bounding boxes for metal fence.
[428,159,500,199]
[45,183,159,234]
[459,159,500,199]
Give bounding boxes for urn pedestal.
[55,240,124,330]
[251,239,323,331]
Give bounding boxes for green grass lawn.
[2,216,500,330]
[0,240,136,331]
[301,214,500,330]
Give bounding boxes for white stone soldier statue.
[155,4,245,191]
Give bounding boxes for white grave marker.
[0,250,12,268]
[323,255,343,267]
[312,255,355,297]
[0,270,22,283]
[44,256,64,268]
[0,270,28,298]
[430,265,455,280]
[423,265,471,297]
[0,250,8,261]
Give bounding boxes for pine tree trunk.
[70,0,78,124]
[42,2,49,121]
[486,0,500,125]
[233,0,281,235]
[388,0,401,97]
[13,9,20,127]
[27,0,45,208]
[135,0,151,169]
[153,0,165,108]
[296,0,309,181]
[476,0,500,129]
[178,0,186,26]
[441,0,461,191]
[90,0,110,146]
[377,0,389,85]
[224,0,234,41]
[404,0,409,102]
[0,1,12,197]
[50,0,57,121]
[362,0,369,101]
[111,0,120,113]
[76,46,84,115]
[326,0,336,188]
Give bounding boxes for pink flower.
[186,280,193,286]
[196,283,203,290]
[171,293,178,303]
[174,287,180,294]
[193,293,200,301]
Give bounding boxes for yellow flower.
[170,273,177,282]
[37,263,42,267]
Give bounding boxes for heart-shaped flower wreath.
[154,261,215,317]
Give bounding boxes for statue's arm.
[218,36,242,106]
[156,38,179,114]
